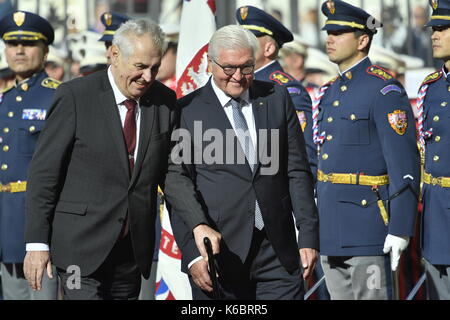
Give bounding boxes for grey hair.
[112,19,166,58]
[208,25,259,61]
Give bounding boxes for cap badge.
[13,11,25,27]
[327,0,336,14]
[432,0,439,10]
[104,13,112,27]
[240,7,249,20]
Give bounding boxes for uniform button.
[326,135,333,141]
[322,153,329,160]
[29,126,36,132]
[3,128,9,133]
[3,145,9,152]
[340,86,347,92]
[433,115,440,122]
[21,83,29,91]
[350,114,356,120]
[435,136,441,142]
[1,164,8,171]
[327,117,333,123]
[333,100,340,107]
[7,112,14,118]
[448,86,450,92]
[16,96,22,102]
[361,199,367,206]
[441,102,448,107]
[433,155,440,162]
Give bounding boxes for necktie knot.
[123,99,137,111]
[230,97,241,109]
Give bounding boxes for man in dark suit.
[164,25,319,300]
[22,19,220,300]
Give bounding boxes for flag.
[175,0,216,98]
[156,0,216,300]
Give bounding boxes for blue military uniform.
[98,11,130,43]
[0,11,59,300]
[316,0,420,300]
[417,0,450,299]
[316,58,420,256]
[236,5,316,176]
[0,11,59,263]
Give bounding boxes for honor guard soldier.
[0,11,59,299]
[418,0,450,300]
[236,6,317,176]
[98,11,130,64]
[316,0,420,299]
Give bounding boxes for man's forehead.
[217,47,254,62]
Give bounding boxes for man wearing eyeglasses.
[236,6,316,177]
[165,25,319,300]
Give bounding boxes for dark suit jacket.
[25,70,183,278]
[164,79,319,275]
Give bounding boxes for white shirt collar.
[107,66,138,105]
[339,56,369,76]
[210,76,250,107]
[254,60,276,74]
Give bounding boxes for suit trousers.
[57,234,141,300]
[0,262,58,300]
[320,255,392,300]
[190,228,304,300]
[425,259,450,300]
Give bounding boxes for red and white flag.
[176,0,216,98]
[156,0,216,300]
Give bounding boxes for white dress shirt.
[26,67,142,252]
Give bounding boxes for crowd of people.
[0,0,450,300]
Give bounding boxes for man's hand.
[299,248,318,280]
[23,251,53,291]
[189,259,213,293]
[193,224,221,260]
[383,234,409,271]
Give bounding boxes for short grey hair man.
[208,24,259,61]
[113,19,166,58]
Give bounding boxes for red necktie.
[123,99,137,172]
[118,99,137,240]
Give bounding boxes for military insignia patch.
[287,87,301,95]
[296,111,307,132]
[388,110,407,135]
[367,65,393,81]
[422,71,442,85]
[327,0,336,14]
[13,11,25,27]
[381,84,402,95]
[41,78,61,89]
[22,109,47,120]
[104,13,112,26]
[270,71,292,85]
[432,0,439,10]
[240,6,249,20]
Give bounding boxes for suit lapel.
[99,72,130,177]
[130,90,156,186]
[250,84,269,178]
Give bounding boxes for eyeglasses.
[212,59,255,76]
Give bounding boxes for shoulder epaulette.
[421,70,443,86]
[323,76,338,87]
[366,65,394,81]
[1,84,13,94]
[41,77,61,89]
[269,71,294,85]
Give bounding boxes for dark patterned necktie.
[123,99,137,171]
[118,99,137,240]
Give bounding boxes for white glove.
[383,234,409,271]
